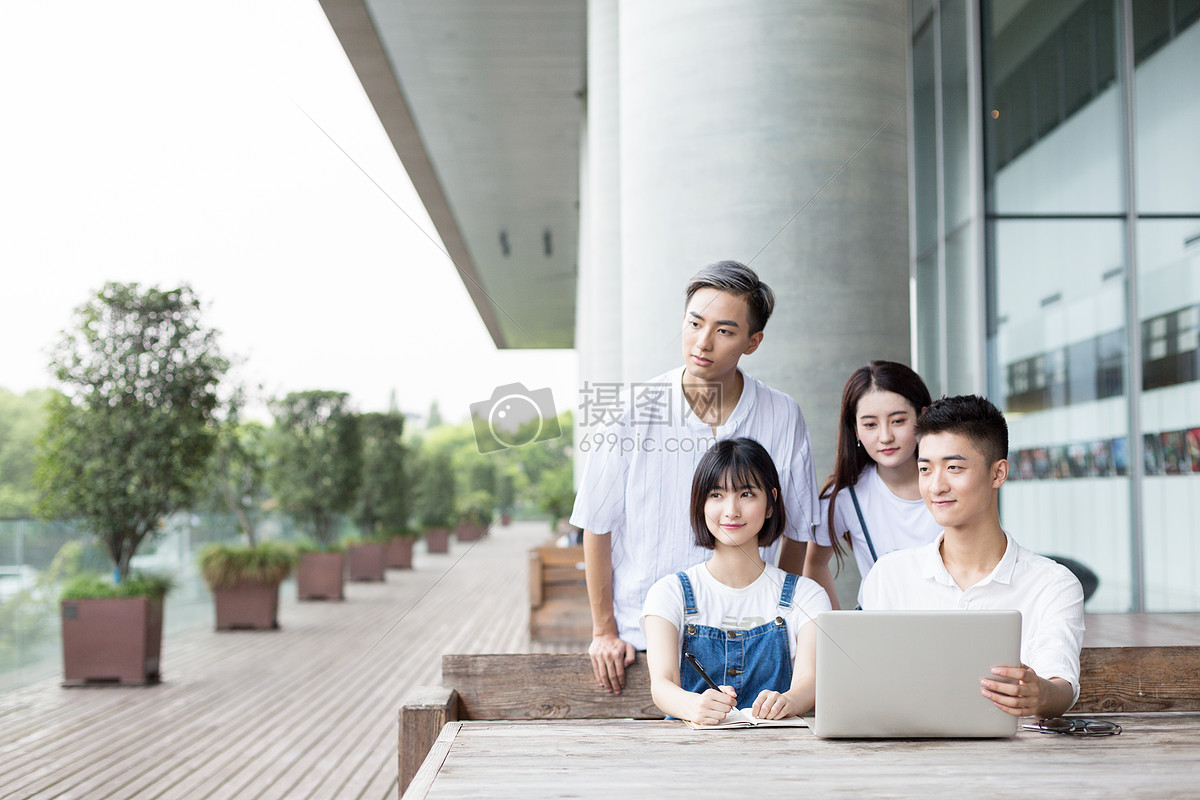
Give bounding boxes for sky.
[0,0,578,425]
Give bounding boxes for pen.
[684,652,722,692]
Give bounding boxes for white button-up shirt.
[862,531,1085,701]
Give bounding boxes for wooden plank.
[411,715,1200,799]
[1074,645,1200,712]
[542,563,583,582]
[399,688,459,795]
[528,550,543,609]
[0,520,559,800]
[529,600,591,644]
[442,653,659,720]
[402,721,461,800]
[534,546,584,567]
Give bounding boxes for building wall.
[913,0,1200,611]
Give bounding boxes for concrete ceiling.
[318,0,585,348]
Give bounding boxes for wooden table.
[406,714,1200,799]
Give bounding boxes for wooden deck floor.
[1,524,1198,800]
[0,521,576,800]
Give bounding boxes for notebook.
[806,610,1022,738]
[685,708,808,730]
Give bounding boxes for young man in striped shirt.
[570,260,820,693]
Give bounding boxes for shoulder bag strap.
[848,485,879,564]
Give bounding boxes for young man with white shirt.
[861,395,1084,719]
[570,261,820,694]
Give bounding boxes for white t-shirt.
[641,563,831,663]
[570,366,820,650]
[815,464,942,605]
[861,531,1085,702]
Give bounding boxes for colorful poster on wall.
[1187,428,1200,473]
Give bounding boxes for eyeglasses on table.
[1022,717,1122,736]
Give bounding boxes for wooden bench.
[528,544,590,643]
[396,646,1200,795]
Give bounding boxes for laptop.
[806,610,1022,738]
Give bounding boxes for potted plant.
[385,528,419,569]
[345,537,387,582]
[198,541,297,629]
[455,491,493,542]
[59,573,172,686]
[413,449,455,554]
[538,461,577,538]
[269,391,362,601]
[36,282,227,685]
[355,410,415,570]
[198,384,296,629]
[497,472,515,526]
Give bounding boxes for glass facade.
[911,0,1200,611]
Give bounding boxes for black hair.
[690,437,786,549]
[915,394,1009,466]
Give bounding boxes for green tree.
[356,410,410,538]
[268,391,362,546]
[496,471,516,516]
[426,400,443,429]
[0,388,56,517]
[201,384,270,545]
[35,283,227,580]
[412,446,456,529]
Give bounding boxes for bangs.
[707,461,766,495]
[689,437,786,549]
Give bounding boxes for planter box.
[425,528,450,554]
[386,537,415,569]
[456,521,487,542]
[213,583,281,630]
[61,596,163,686]
[348,543,386,582]
[297,551,345,600]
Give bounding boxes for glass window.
[913,22,938,255]
[984,0,1124,214]
[1136,220,1200,610]
[990,219,1131,611]
[945,223,981,394]
[940,0,972,232]
[1134,4,1200,213]
[916,249,943,395]
[1133,0,1171,63]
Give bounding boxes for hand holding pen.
[684,652,737,724]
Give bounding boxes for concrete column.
[617,0,910,475]
[583,0,623,389]
[576,116,593,419]
[576,0,623,485]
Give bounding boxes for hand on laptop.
[981,664,1075,719]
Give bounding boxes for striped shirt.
[570,366,819,649]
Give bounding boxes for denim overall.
[677,571,797,703]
